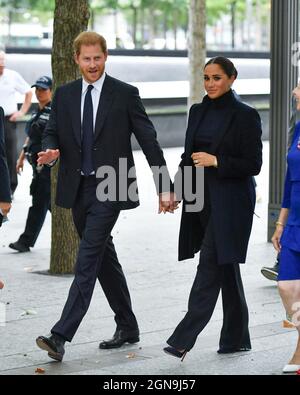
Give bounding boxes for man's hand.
[9,110,24,122]
[37,149,60,165]
[191,152,217,168]
[0,202,11,216]
[159,192,180,214]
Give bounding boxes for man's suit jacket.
[177,90,263,265]
[43,75,170,209]
[0,107,11,202]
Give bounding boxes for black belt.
[81,174,96,179]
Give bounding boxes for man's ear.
[74,53,79,65]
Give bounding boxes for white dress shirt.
[80,72,106,175]
[81,72,106,130]
[0,68,31,116]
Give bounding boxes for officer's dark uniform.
[14,102,52,249]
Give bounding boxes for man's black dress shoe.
[36,333,65,361]
[9,241,30,253]
[217,346,251,354]
[99,329,140,349]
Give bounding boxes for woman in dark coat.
[164,57,263,360]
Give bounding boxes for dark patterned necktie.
[82,84,94,175]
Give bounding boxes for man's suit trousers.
[51,176,138,341]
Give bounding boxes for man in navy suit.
[0,106,11,226]
[36,31,175,361]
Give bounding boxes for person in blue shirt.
[271,84,300,373]
[262,89,299,282]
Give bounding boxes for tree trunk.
[188,0,206,109]
[255,0,262,50]
[246,0,253,50]
[7,7,13,41]
[231,1,237,49]
[140,5,145,47]
[90,7,95,30]
[113,9,119,48]
[163,13,167,49]
[132,6,138,48]
[173,10,178,50]
[49,0,89,274]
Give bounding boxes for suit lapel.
[69,79,82,147]
[94,75,115,141]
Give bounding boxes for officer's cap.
[32,76,52,90]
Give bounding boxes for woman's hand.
[16,157,24,175]
[271,225,284,252]
[191,152,217,168]
[0,202,11,216]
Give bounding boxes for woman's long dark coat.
[178,92,263,265]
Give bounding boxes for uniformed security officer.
[9,76,52,252]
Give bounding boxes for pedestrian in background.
[271,84,300,374]
[164,57,262,361]
[9,76,52,253]
[0,105,12,289]
[0,51,32,197]
[261,84,299,282]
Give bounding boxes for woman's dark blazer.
[178,91,263,265]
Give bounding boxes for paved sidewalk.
[0,142,297,375]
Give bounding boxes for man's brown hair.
[73,31,107,55]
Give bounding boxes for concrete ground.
[0,142,298,376]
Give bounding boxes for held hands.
[0,202,11,216]
[191,152,217,168]
[37,149,60,165]
[159,192,180,214]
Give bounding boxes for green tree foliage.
[0,0,270,28]
[0,0,55,17]
[0,0,270,50]
[0,0,55,25]
[206,0,270,25]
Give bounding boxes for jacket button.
[76,169,80,172]
[93,148,98,151]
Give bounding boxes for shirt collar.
[82,72,106,93]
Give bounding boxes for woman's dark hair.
[204,56,238,79]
